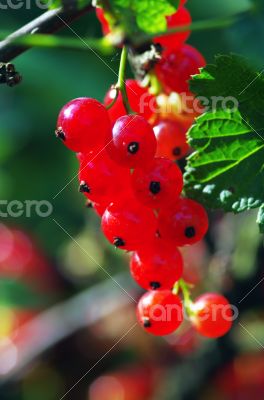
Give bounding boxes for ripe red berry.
[93,201,108,217]
[137,290,183,336]
[104,80,156,124]
[131,157,183,208]
[96,7,111,36]
[190,293,233,338]
[107,115,157,168]
[101,197,157,251]
[78,150,130,203]
[130,238,183,290]
[155,44,206,93]
[153,119,189,160]
[154,7,192,49]
[158,198,209,246]
[56,98,111,153]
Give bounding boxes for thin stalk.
[136,16,238,46]
[116,46,134,114]
[173,278,194,317]
[105,87,119,110]
[0,33,114,56]
[0,3,93,62]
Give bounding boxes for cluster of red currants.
[54,1,233,339]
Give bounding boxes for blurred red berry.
[190,293,233,338]
[155,45,206,93]
[154,7,192,49]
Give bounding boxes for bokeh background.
[1,0,264,399]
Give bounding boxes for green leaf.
[190,54,264,132]
[185,109,264,213]
[41,0,61,9]
[184,54,264,221]
[42,0,91,10]
[109,0,179,34]
[134,0,179,33]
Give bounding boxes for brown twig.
[0,3,93,62]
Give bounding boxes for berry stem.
[144,72,163,96]
[173,278,194,316]
[161,16,236,36]
[116,45,134,114]
[105,87,119,110]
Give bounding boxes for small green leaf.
[42,0,91,10]
[134,0,178,33]
[41,0,61,9]
[257,204,264,233]
[109,0,179,34]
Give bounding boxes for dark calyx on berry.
[55,127,66,141]
[79,181,90,193]
[173,147,181,156]
[143,317,151,328]
[149,181,161,194]
[127,142,139,154]
[113,237,125,247]
[185,226,196,238]
[150,281,161,290]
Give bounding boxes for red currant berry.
[190,293,233,338]
[137,290,183,336]
[101,197,157,251]
[155,45,206,93]
[130,238,183,290]
[76,152,85,163]
[107,115,157,168]
[104,80,156,124]
[96,7,111,36]
[93,201,108,217]
[131,157,183,208]
[78,150,130,203]
[158,198,209,246]
[56,98,111,153]
[153,119,189,160]
[154,7,192,49]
